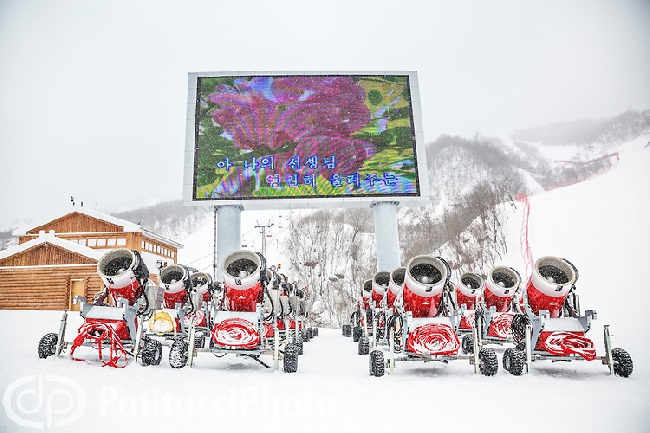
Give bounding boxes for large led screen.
[185,72,427,209]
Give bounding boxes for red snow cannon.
[483,266,521,313]
[222,250,264,312]
[402,255,451,318]
[387,267,406,308]
[526,256,578,318]
[361,279,372,310]
[160,264,190,309]
[190,271,213,303]
[97,248,149,306]
[371,271,390,307]
[456,272,484,310]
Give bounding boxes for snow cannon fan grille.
[527,256,578,317]
[97,248,149,305]
[483,266,521,313]
[402,255,451,318]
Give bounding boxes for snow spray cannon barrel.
[222,250,264,312]
[371,271,390,307]
[161,264,190,308]
[97,248,149,306]
[483,266,521,313]
[387,267,406,308]
[456,272,484,310]
[190,271,213,303]
[526,256,578,318]
[361,279,372,309]
[402,255,451,318]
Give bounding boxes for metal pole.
[372,201,401,272]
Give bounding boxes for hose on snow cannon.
[483,266,521,313]
[456,272,484,310]
[160,264,191,309]
[387,267,406,308]
[97,248,149,306]
[526,256,578,318]
[221,250,265,312]
[371,271,390,307]
[402,255,451,318]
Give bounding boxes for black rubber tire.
[194,333,206,349]
[358,335,370,355]
[141,337,163,366]
[38,333,58,359]
[283,344,299,373]
[461,334,474,355]
[612,348,633,377]
[502,347,525,375]
[369,349,385,377]
[511,313,530,343]
[342,325,351,337]
[295,333,304,355]
[169,339,188,368]
[479,348,499,376]
[352,326,363,342]
[313,327,319,337]
[301,329,310,343]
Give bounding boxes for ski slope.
[1,138,649,432]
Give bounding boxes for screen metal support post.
[215,205,243,281]
[372,201,400,272]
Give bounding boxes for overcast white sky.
[1,0,649,227]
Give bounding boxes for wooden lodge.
[0,207,183,310]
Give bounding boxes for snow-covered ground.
[2,137,649,432]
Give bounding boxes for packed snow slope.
[1,138,649,432]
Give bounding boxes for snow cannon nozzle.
[221,250,264,312]
[387,267,406,307]
[402,255,451,318]
[484,266,521,312]
[527,256,579,317]
[97,248,149,306]
[371,271,390,305]
[456,272,484,310]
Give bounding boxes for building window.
[117,238,126,246]
[107,238,116,246]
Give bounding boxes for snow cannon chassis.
[37,249,163,367]
[502,256,633,377]
[369,256,499,377]
[167,251,301,373]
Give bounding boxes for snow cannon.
[362,279,372,310]
[456,272,484,332]
[190,271,213,303]
[371,271,390,307]
[387,267,406,308]
[456,272,484,310]
[526,256,578,318]
[483,266,521,313]
[97,248,149,306]
[161,264,190,308]
[222,250,265,312]
[402,255,451,318]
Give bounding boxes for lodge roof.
[0,230,104,263]
[12,206,183,249]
